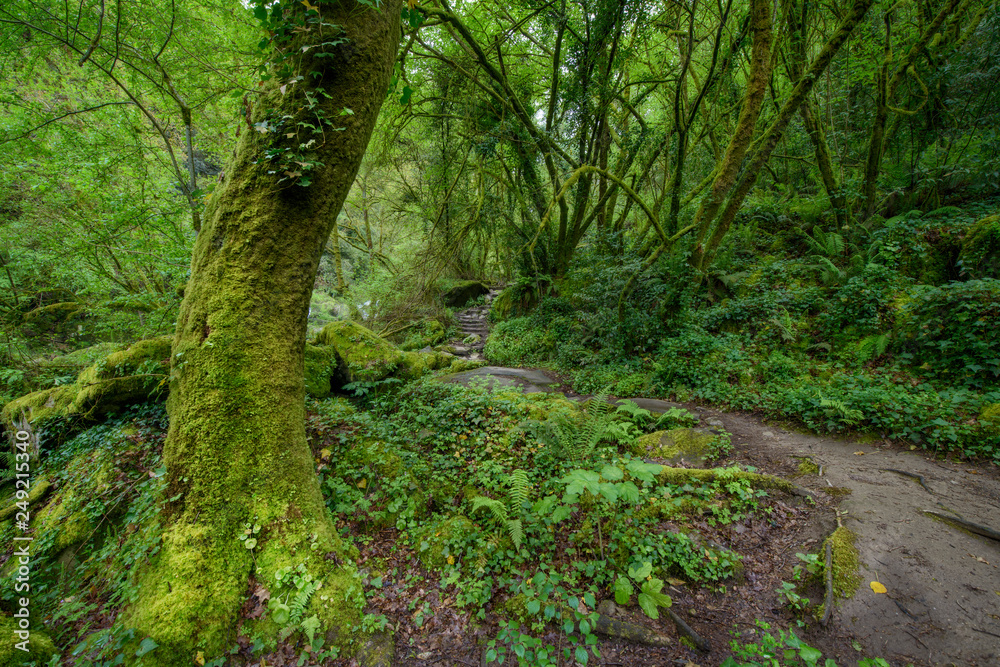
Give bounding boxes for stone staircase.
[447,287,500,360]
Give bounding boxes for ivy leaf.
[135,638,158,657]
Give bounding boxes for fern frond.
[507,469,530,513]
[506,518,524,551]
[471,496,508,523]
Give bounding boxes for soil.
[361,364,1000,667]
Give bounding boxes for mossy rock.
[1,336,171,433]
[631,428,717,466]
[415,515,475,569]
[441,280,489,308]
[979,403,1000,439]
[315,320,403,386]
[0,612,59,665]
[960,214,1000,279]
[304,343,340,398]
[0,477,51,522]
[22,300,86,329]
[400,320,446,351]
[34,449,116,555]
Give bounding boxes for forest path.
[442,367,1000,667]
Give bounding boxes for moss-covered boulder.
[1,336,172,433]
[307,321,461,394]
[441,280,489,308]
[979,403,1000,439]
[960,214,1000,279]
[630,428,719,466]
[21,300,86,332]
[400,320,446,351]
[315,320,404,386]
[0,613,59,665]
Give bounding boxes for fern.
[857,333,891,363]
[614,400,652,425]
[470,469,532,551]
[289,580,318,625]
[819,397,863,426]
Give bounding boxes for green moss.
[315,321,403,383]
[825,527,861,598]
[0,613,59,665]
[305,343,339,398]
[0,477,50,522]
[959,214,1000,278]
[797,460,820,475]
[979,403,1000,438]
[503,593,531,624]
[1,336,171,431]
[34,450,116,554]
[441,280,488,308]
[631,428,716,466]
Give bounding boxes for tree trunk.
[124,1,401,662]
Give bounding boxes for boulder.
[630,428,720,466]
[441,280,489,308]
[1,336,172,434]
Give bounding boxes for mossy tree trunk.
[124,1,402,662]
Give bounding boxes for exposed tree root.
[922,510,1000,542]
[881,468,933,494]
[820,539,833,627]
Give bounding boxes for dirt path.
[442,366,1000,666]
[711,409,1000,667]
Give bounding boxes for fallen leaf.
[446,555,454,565]
[870,581,887,594]
[854,451,866,456]
[357,478,367,489]
[195,652,205,666]
[320,448,331,460]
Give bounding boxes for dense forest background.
[1,0,999,664]
[2,0,998,452]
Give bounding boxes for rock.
[462,333,482,345]
[441,280,489,308]
[1,336,172,436]
[705,417,724,428]
[597,599,619,617]
[437,366,558,392]
[630,428,721,466]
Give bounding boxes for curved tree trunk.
[124,1,402,662]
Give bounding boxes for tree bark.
[124,0,402,662]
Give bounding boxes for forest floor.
[345,365,1000,667]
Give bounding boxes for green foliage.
[613,561,673,619]
[470,469,531,550]
[895,279,1000,387]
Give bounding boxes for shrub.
[896,279,1000,388]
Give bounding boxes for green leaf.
[614,577,632,604]
[301,615,321,643]
[628,562,652,580]
[597,482,619,503]
[600,464,623,481]
[617,481,640,503]
[799,645,823,664]
[637,592,660,619]
[575,646,589,664]
[526,599,540,615]
[399,86,413,105]
[135,638,158,657]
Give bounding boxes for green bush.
[896,279,1000,388]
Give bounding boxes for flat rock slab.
[437,366,558,393]
[619,397,690,415]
